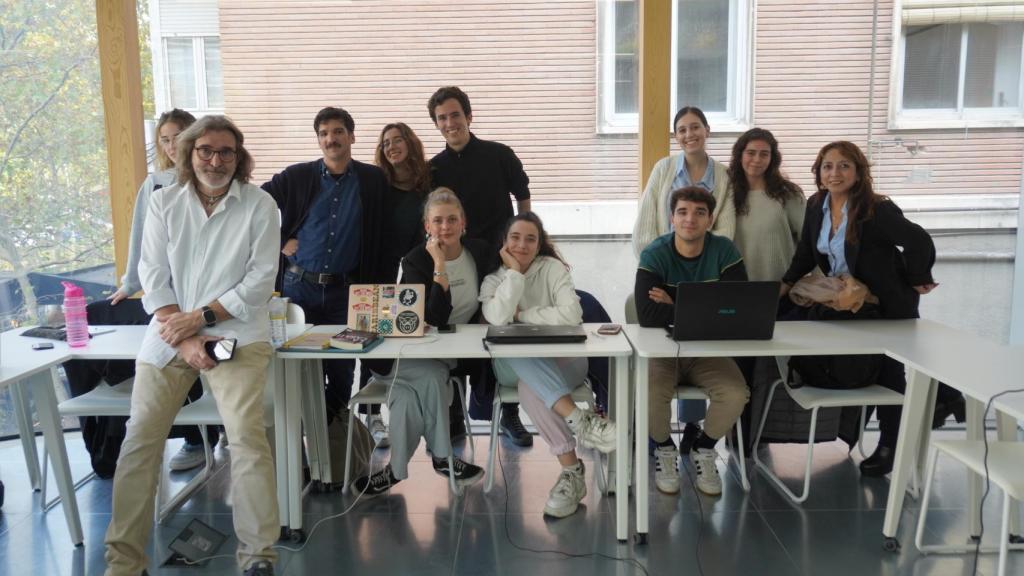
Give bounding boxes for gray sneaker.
[243,560,274,576]
[543,462,587,518]
[168,442,206,471]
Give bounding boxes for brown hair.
[427,86,472,123]
[728,127,803,215]
[669,186,717,215]
[810,141,883,244]
[502,211,569,268]
[175,115,254,188]
[155,109,196,171]
[375,122,430,194]
[313,106,354,133]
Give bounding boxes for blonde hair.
[154,109,196,170]
[422,187,466,222]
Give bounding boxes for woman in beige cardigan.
[631,106,735,260]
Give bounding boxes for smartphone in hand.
[204,338,237,363]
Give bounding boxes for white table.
[275,323,634,538]
[624,321,901,543]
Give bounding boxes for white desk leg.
[612,356,630,542]
[284,359,305,533]
[30,368,83,546]
[882,368,934,551]
[272,356,289,533]
[11,380,42,491]
[966,397,985,538]
[634,356,649,544]
[995,410,1021,536]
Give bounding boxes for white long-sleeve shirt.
[120,168,177,294]
[479,255,582,326]
[138,179,281,367]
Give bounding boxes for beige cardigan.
[631,154,735,258]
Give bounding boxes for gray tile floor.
[0,428,1021,576]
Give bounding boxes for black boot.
[932,396,966,429]
[500,404,533,447]
[859,444,895,477]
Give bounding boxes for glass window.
[165,37,198,109]
[204,38,224,109]
[599,0,749,132]
[903,24,961,109]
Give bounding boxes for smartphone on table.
[597,324,622,335]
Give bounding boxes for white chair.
[624,293,750,491]
[915,439,1024,576]
[343,375,475,495]
[752,356,904,503]
[485,378,607,494]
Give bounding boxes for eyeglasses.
[195,147,237,162]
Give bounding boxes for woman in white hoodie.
[479,212,617,519]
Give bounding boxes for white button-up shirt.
[138,179,281,368]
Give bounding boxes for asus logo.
[717,308,736,315]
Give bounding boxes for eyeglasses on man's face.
[194,146,237,162]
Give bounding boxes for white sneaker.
[168,442,206,471]
[654,446,680,494]
[543,462,587,518]
[570,410,617,453]
[367,414,390,448]
[690,447,723,496]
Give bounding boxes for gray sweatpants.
[371,358,454,479]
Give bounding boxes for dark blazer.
[400,237,498,327]
[261,159,388,287]
[782,195,935,319]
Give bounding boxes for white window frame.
[597,0,753,134]
[160,35,224,114]
[889,16,1024,129]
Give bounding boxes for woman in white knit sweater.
[631,106,735,259]
[480,212,617,519]
[728,127,805,282]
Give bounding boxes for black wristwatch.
[201,306,217,327]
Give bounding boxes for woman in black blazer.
[781,141,960,476]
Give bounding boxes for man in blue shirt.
[263,107,388,427]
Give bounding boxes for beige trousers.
[104,342,278,575]
[648,356,749,442]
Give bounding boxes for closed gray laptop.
[485,324,587,344]
[669,281,780,341]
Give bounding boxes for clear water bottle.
[269,292,288,348]
[62,281,89,347]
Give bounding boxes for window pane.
[676,0,730,112]
[965,22,1022,108]
[204,38,224,109]
[903,24,961,109]
[166,38,197,109]
[614,0,638,114]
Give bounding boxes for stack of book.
[281,328,382,352]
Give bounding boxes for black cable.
[484,343,650,576]
[971,386,1024,576]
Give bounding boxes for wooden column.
[96,0,146,284]
[637,0,672,191]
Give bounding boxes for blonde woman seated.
[479,212,617,518]
[351,188,494,496]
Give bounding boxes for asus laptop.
[667,281,780,341]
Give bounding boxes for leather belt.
[286,263,343,286]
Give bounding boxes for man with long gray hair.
[104,115,280,576]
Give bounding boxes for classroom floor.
[0,426,1021,576]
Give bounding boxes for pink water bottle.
[61,281,89,347]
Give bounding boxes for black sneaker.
[500,406,534,447]
[352,465,400,497]
[678,423,702,455]
[432,457,484,487]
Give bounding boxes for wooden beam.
[96,0,146,286]
[637,0,672,192]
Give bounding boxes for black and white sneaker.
[432,457,484,487]
[352,465,400,497]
